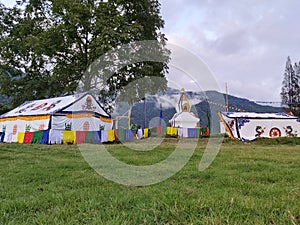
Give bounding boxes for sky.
[1,0,300,102]
[159,0,300,102]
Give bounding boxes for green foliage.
[0,1,169,109]
[1,140,300,224]
[251,136,300,145]
[0,103,12,115]
[281,56,300,116]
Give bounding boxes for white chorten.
[169,88,200,128]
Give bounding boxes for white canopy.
[220,112,298,119]
[219,112,300,141]
[1,93,110,118]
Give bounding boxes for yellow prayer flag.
[108,130,115,142]
[63,130,76,144]
[17,132,25,144]
[144,128,149,138]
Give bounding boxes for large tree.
[0,0,169,111]
[280,56,300,116]
[294,61,300,105]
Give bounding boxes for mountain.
[125,89,284,133]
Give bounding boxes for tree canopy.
[0,0,169,111]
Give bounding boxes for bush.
[252,137,300,145]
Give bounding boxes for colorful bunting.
[31,131,43,144]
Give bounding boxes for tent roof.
[221,112,298,119]
[0,93,110,118]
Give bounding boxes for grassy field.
[0,138,300,224]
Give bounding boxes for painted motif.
[12,124,17,135]
[65,123,72,130]
[82,96,96,111]
[269,128,281,138]
[83,121,90,131]
[31,103,48,111]
[255,126,266,137]
[237,118,250,129]
[15,103,36,114]
[275,113,290,117]
[43,100,62,111]
[228,119,235,131]
[25,124,31,132]
[283,126,296,136]
[39,124,45,131]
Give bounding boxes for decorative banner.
[31,131,44,144]
[219,112,300,141]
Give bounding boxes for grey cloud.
[212,28,251,55]
[160,0,300,101]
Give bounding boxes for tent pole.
[144,98,146,128]
[128,105,132,129]
[226,83,229,112]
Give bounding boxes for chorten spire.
[177,88,191,113]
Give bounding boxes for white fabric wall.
[0,117,50,142]
[0,118,49,133]
[220,112,300,141]
[51,115,112,131]
[237,118,300,141]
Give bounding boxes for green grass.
[0,138,300,224]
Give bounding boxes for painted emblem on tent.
[82,96,96,111]
[228,119,235,131]
[25,124,31,132]
[31,103,48,111]
[283,126,294,136]
[13,124,17,135]
[275,113,290,117]
[16,103,36,114]
[83,121,90,131]
[39,124,45,131]
[2,125,6,132]
[43,100,62,111]
[17,108,27,114]
[269,127,281,138]
[224,112,234,116]
[237,118,250,129]
[255,126,266,137]
[65,123,72,130]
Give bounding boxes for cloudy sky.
[2,0,300,102]
[159,0,300,102]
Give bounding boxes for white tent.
[0,93,113,143]
[219,112,300,141]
